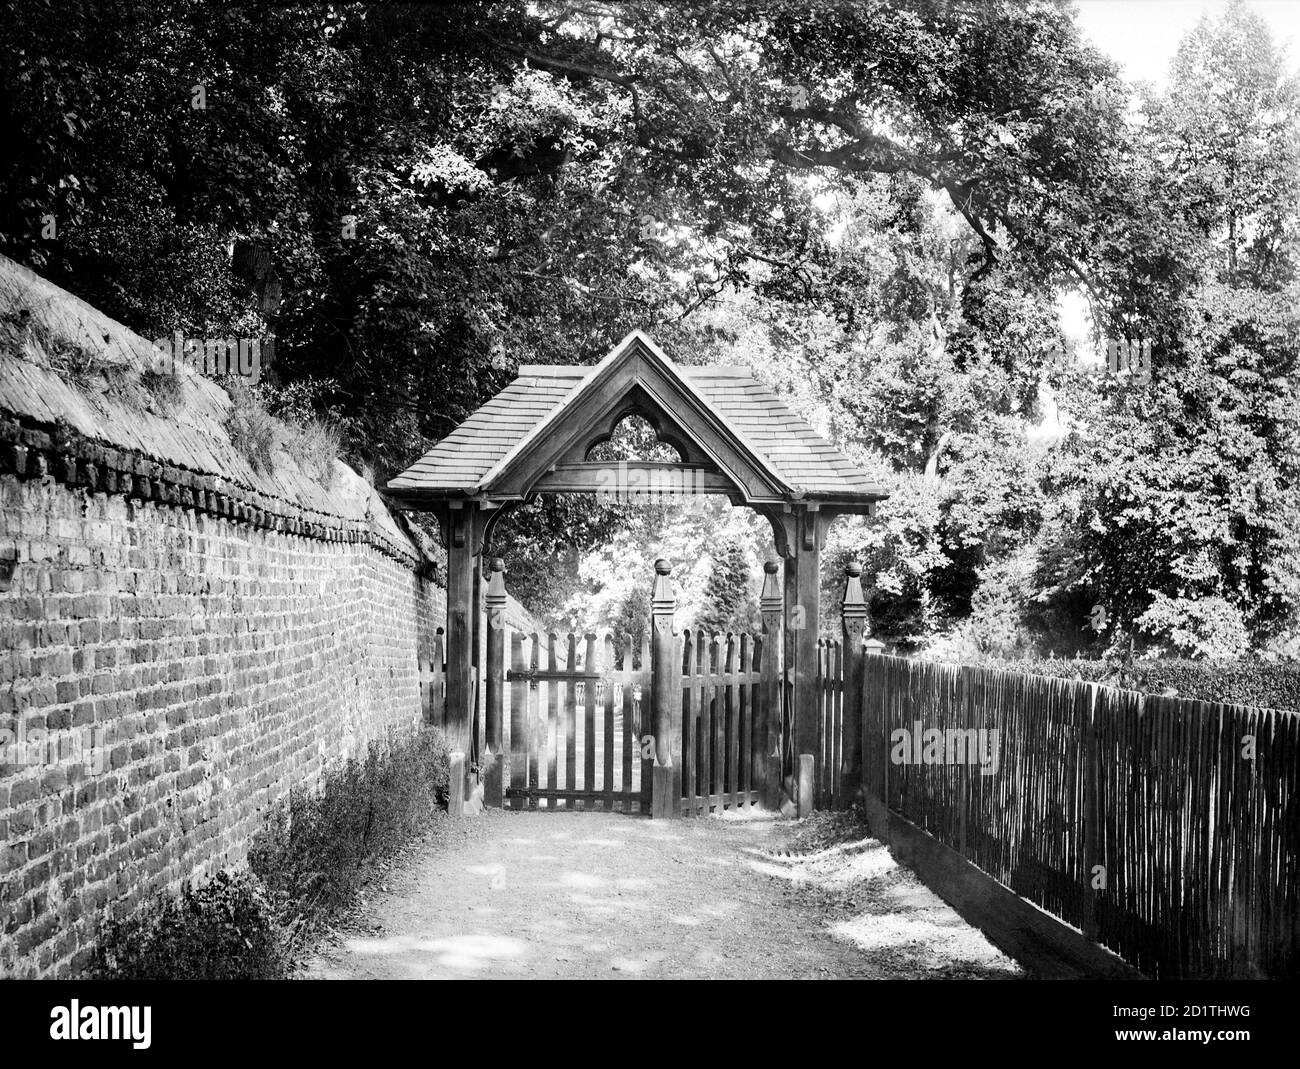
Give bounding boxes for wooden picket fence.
[861,654,1300,979]
[814,637,845,810]
[678,629,765,816]
[497,631,651,811]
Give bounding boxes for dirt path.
[302,809,1023,980]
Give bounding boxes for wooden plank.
[509,632,527,810]
[564,634,577,805]
[583,634,597,806]
[862,794,1142,979]
[698,630,712,815]
[546,633,559,802]
[717,637,728,811]
[506,787,614,802]
[740,634,752,812]
[603,633,616,811]
[527,633,541,805]
[726,634,740,811]
[621,639,634,813]
[681,631,696,815]
[640,630,652,814]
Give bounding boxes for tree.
[695,540,750,636]
[1038,1,1300,656]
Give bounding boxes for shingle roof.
[388,332,885,504]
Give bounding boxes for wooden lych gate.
[386,330,888,817]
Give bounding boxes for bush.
[89,870,289,980]
[987,657,1300,711]
[88,726,452,979]
[247,727,451,945]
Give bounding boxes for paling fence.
[861,654,1300,979]
[813,637,846,810]
[678,629,766,816]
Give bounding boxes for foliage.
[248,727,451,947]
[982,657,1300,713]
[3,0,1298,659]
[222,377,342,486]
[88,727,451,979]
[88,870,289,980]
[695,539,751,637]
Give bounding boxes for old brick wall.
[0,473,447,977]
[0,254,545,978]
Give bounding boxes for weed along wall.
[0,256,521,977]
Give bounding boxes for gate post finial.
[841,560,868,637]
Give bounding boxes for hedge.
[985,657,1300,712]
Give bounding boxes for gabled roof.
[386,330,887,509]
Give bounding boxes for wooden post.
[448,750,466,819]
[797,754,814,819]
[444,503,478,761]
[785,505,822,811]
[840,561,868,809]
[483,557,507,808]
[861,638,885,802]
[650,558,677,819]
[759,560,784,809]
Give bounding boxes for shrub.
[1136,594,1250,658]
[988,657,1300,711]
[88,870,289,980]
[88,726,451,979]
[247,727,451,946]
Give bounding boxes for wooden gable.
[386,330,888,512]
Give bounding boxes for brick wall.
[0,254,548,978]
[0,472,448,977]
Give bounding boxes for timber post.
[782,504,834,812]
[840,560,869,808]
[650,558,677,818]
[759,560,785,809]
[861,636,885,802]
[484,557,507,808]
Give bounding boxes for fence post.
[861,638,885,803]
[484,558,507,809]
[650,558,677,819]
[759,561,784,810]
[448,750,466,819]
[840,561,869,808]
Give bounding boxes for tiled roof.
[388,334,884,503]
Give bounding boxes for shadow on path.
[303,809,1022,980]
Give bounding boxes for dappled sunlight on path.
[303,810,1021,980]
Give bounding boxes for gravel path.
[302,809,1023,980]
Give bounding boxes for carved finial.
[760,559,782,617]
[491,557,505,572]
[842,560,868,636]
[651,558,675,627]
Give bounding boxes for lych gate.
[385,330,888,816]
